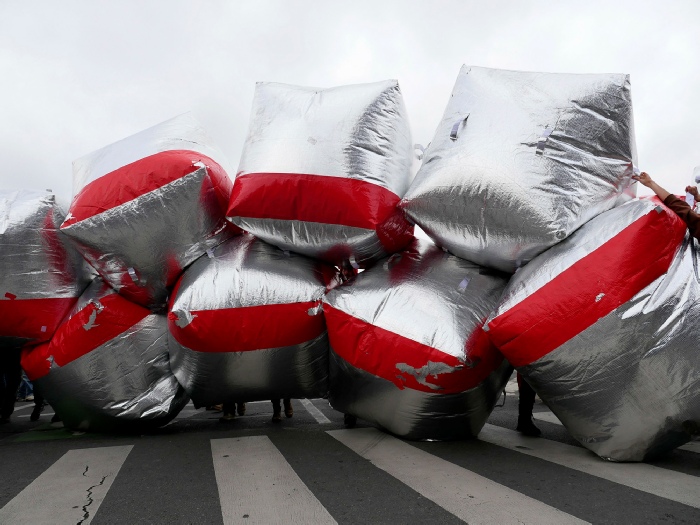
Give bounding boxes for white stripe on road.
[533,411,699,454]
[0,445,133,525]
[300,399,331,424]
[480,424,700,509]
[211,436,336,525]
[328,427,588,525]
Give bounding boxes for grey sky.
[1,1,698,199]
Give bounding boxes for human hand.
[686,185,699,199]
[632,171,653,188]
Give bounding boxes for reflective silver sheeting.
[324,240,512,440]
[24,279,188,432]
[228,80,414,267]
[61,114,236,310]
[401,65,637,273]
[0,190,92,346]
[168,234,338,405]
[486,198,699,461]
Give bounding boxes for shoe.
[516,416,542,437]
[219,412,235,423]
[237,403,246,416]
[284,400,293,418]
[271,411,282,423]
[30,404,43,422]
[51,414,62,423]
[344,414,357,429]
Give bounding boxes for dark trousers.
[517,372,536,419]
[0,349,22,419]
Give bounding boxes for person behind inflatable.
[633,172,700,239]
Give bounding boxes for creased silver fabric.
[324,239,512,440]
[0,190,92,346]
[28,279,188,432]
[61,114,236,310]
[401,65,637,273]
[168,234,338,405]
[486,199,699,461]
[229,80,414,266]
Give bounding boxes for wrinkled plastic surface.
[324,239,512,440]
[401,66,637,273]
[61,114,236,309]
[21,279,188,432]
[228,80,414,267]
[168,234,339,405]
[485,198,698,461]
[0,190,92,347]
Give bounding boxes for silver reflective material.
[401,65,637,273]
[28,279,188,432]
[324,239,512,440]
[487,199,700,461]
[0,190,92,346]
[168,234,338,405]
[61,114,236,310]
[229,80,413,267]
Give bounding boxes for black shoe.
[344,414,357,429]
[272,411,282,423]
[284,400,293,418]
[219,412,236,423]
[51,414,62,423]
[30,404,43,422]
[516,416,541,437]
[237,403,246,416]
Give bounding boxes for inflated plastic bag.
[485,197,699,461]
[168,234,339,406]
[324,240,512,440]
[61,114,236,309]
[21,279,188,432]
[227,80,414,267]
[401,65,637,273]
[0,190,92,346]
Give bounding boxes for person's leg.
[0,349,22,421]
[236,402,246,416]
[516,372,541,437]
[220,401,236,422]
[30,391,45,421]
[283,398,293,418]
[271,399,281,422]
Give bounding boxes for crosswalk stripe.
[0,445,133,525]
[300,398,331,424]
[211,436,337,525]
[480,423,700,509]
[328,427,589,525]
[533,411,700,454]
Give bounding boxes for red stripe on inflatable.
[21,293,150,381]
[0,297,77,343]
[324,304,504,394]
[228,172,408,231]
[486,202,687,368]
[168,301,326,353]
[63,150,232,226]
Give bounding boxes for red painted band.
[227,173,414,250]
[63,150,232,226]
[20,293,150,380]
[324,303,504,394]
[168,301,326,353]
[486,201,687,368]
[0,297,77,343]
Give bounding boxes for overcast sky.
[1,1,698,200]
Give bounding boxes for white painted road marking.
[533,410,699,454]
[211,436,337,525]
[300,398,331,424]
[0,445,133,525]
[480,423,700,509]
[328,427,588,525]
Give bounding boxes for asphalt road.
[1,387,699,525]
